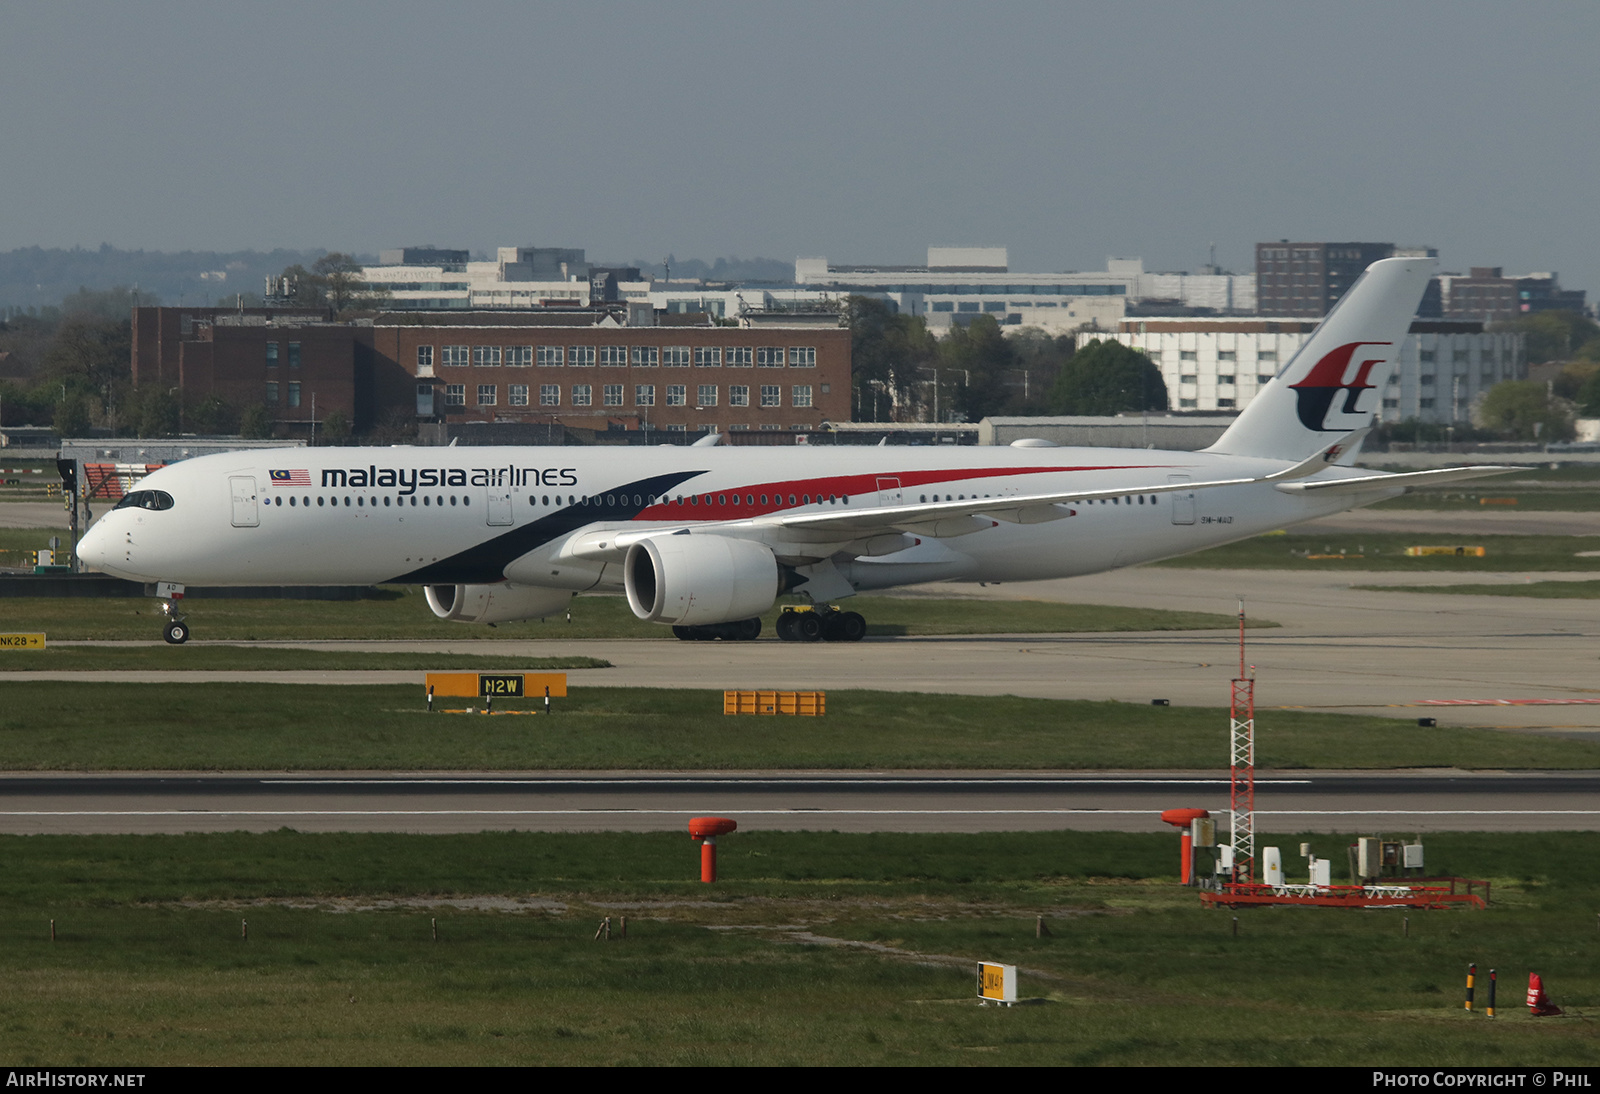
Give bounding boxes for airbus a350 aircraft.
[79,257,1509,644]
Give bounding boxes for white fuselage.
[77,443,1395,594]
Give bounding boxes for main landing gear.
[157,582,190,644]
[775,606,866,643]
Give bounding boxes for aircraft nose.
[76,521,112,571]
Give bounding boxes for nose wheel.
[158,585,190,644]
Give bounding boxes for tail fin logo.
[1288,341,1391,432]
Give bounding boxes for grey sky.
[4,1,1596,292]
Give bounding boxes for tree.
[1575,369,1600,417]
[846,296,935,422]
[319,411,351,444]
[1475,380,1574,442]
[274,253,390,316]
[1492,311,1600,365]
[936,315,1016,422]
[53,392,91,437]
[1047,339,1167,415]
[240,404,274,439]
[133,386,181,438]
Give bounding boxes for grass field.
[0,829,1594,1066]
[0,590,1255,642]
[1356,580,1600,599]
[4,684,1598,771]
[1152,531,1600,571]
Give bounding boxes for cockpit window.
[113,490,175,512]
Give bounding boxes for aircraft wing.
[561,434,1370,562]
[1273,464,1518,496]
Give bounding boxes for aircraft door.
[1168,474,1195,525]
[486,484,514,526]
[229,476,260,528]
[876,476,902,507]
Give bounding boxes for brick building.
[130,306,851,439]
[1254,242,1403,317]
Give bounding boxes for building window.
[1180,350,1196,361]
[1453,349,1469,363]
[635,385,655,406]
[600,346,627,367]
[506,346,532,367]
[416,345,434,375]
[572,384,592,406]
[931,301,954,312]
[792,385,813,407]
[1179,398,1197,408]
[789,347,816,367]
[1420,374,1435,386]
[540,384,559,406]
[1216,397,1234,408]
[478,384,497,406]
[1419,349,1436,362]
[757,348,785,367]
[1257,374,1274,385]
[663,346,691,367]
[1382,398,1399,408]
[443,345,469,368]
[417,383,435,416]
[729,423,749,431]
[266,381,279,403]
[1218,350,1236,362]
[729,385,750,407]
[1420,398,1435,409]
[445,384,466,406]
[603,384,623,407]
[287,382,301,408]
[665,384,686,406]
[727,348,753,367]
[473,346,502,367]
[1218,374,1235,385]
[509,385,529,406]
[697,384,717,407]
[537,346,564,367]
[569,346,595,367]
[760,385,781,407]
[694,347,722,367]
[288,342,301,368]
[631,346,659,367]
[1180,374,1197,384]
[266,343,279,366]
[1258,350,1277,362]
[760,423,782,430]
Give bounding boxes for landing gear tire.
[837,611,867,642]
[792,612,822,642]
[733,617,762,641]
[163,620,190,645]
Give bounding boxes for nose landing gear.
[156,582,190,644]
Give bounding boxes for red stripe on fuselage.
[629,464,1167,522]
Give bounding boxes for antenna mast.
[1229,597,1256,883]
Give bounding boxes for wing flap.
[1273,465,1517,496]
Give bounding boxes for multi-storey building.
[1437,267,1587,321]
[1254,242,1418,317]
[131,306,850,439]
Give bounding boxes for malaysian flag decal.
[269,469,311,486]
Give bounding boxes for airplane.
[77,257,1512,645]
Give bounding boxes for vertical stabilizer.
[1206,257,1433,461]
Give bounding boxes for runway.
[1,770,1595,834]
[15,567,1600,731]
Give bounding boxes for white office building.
[1080,319,1524,423]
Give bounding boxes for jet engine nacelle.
[425,582,574,625]
[624,534,779,626]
